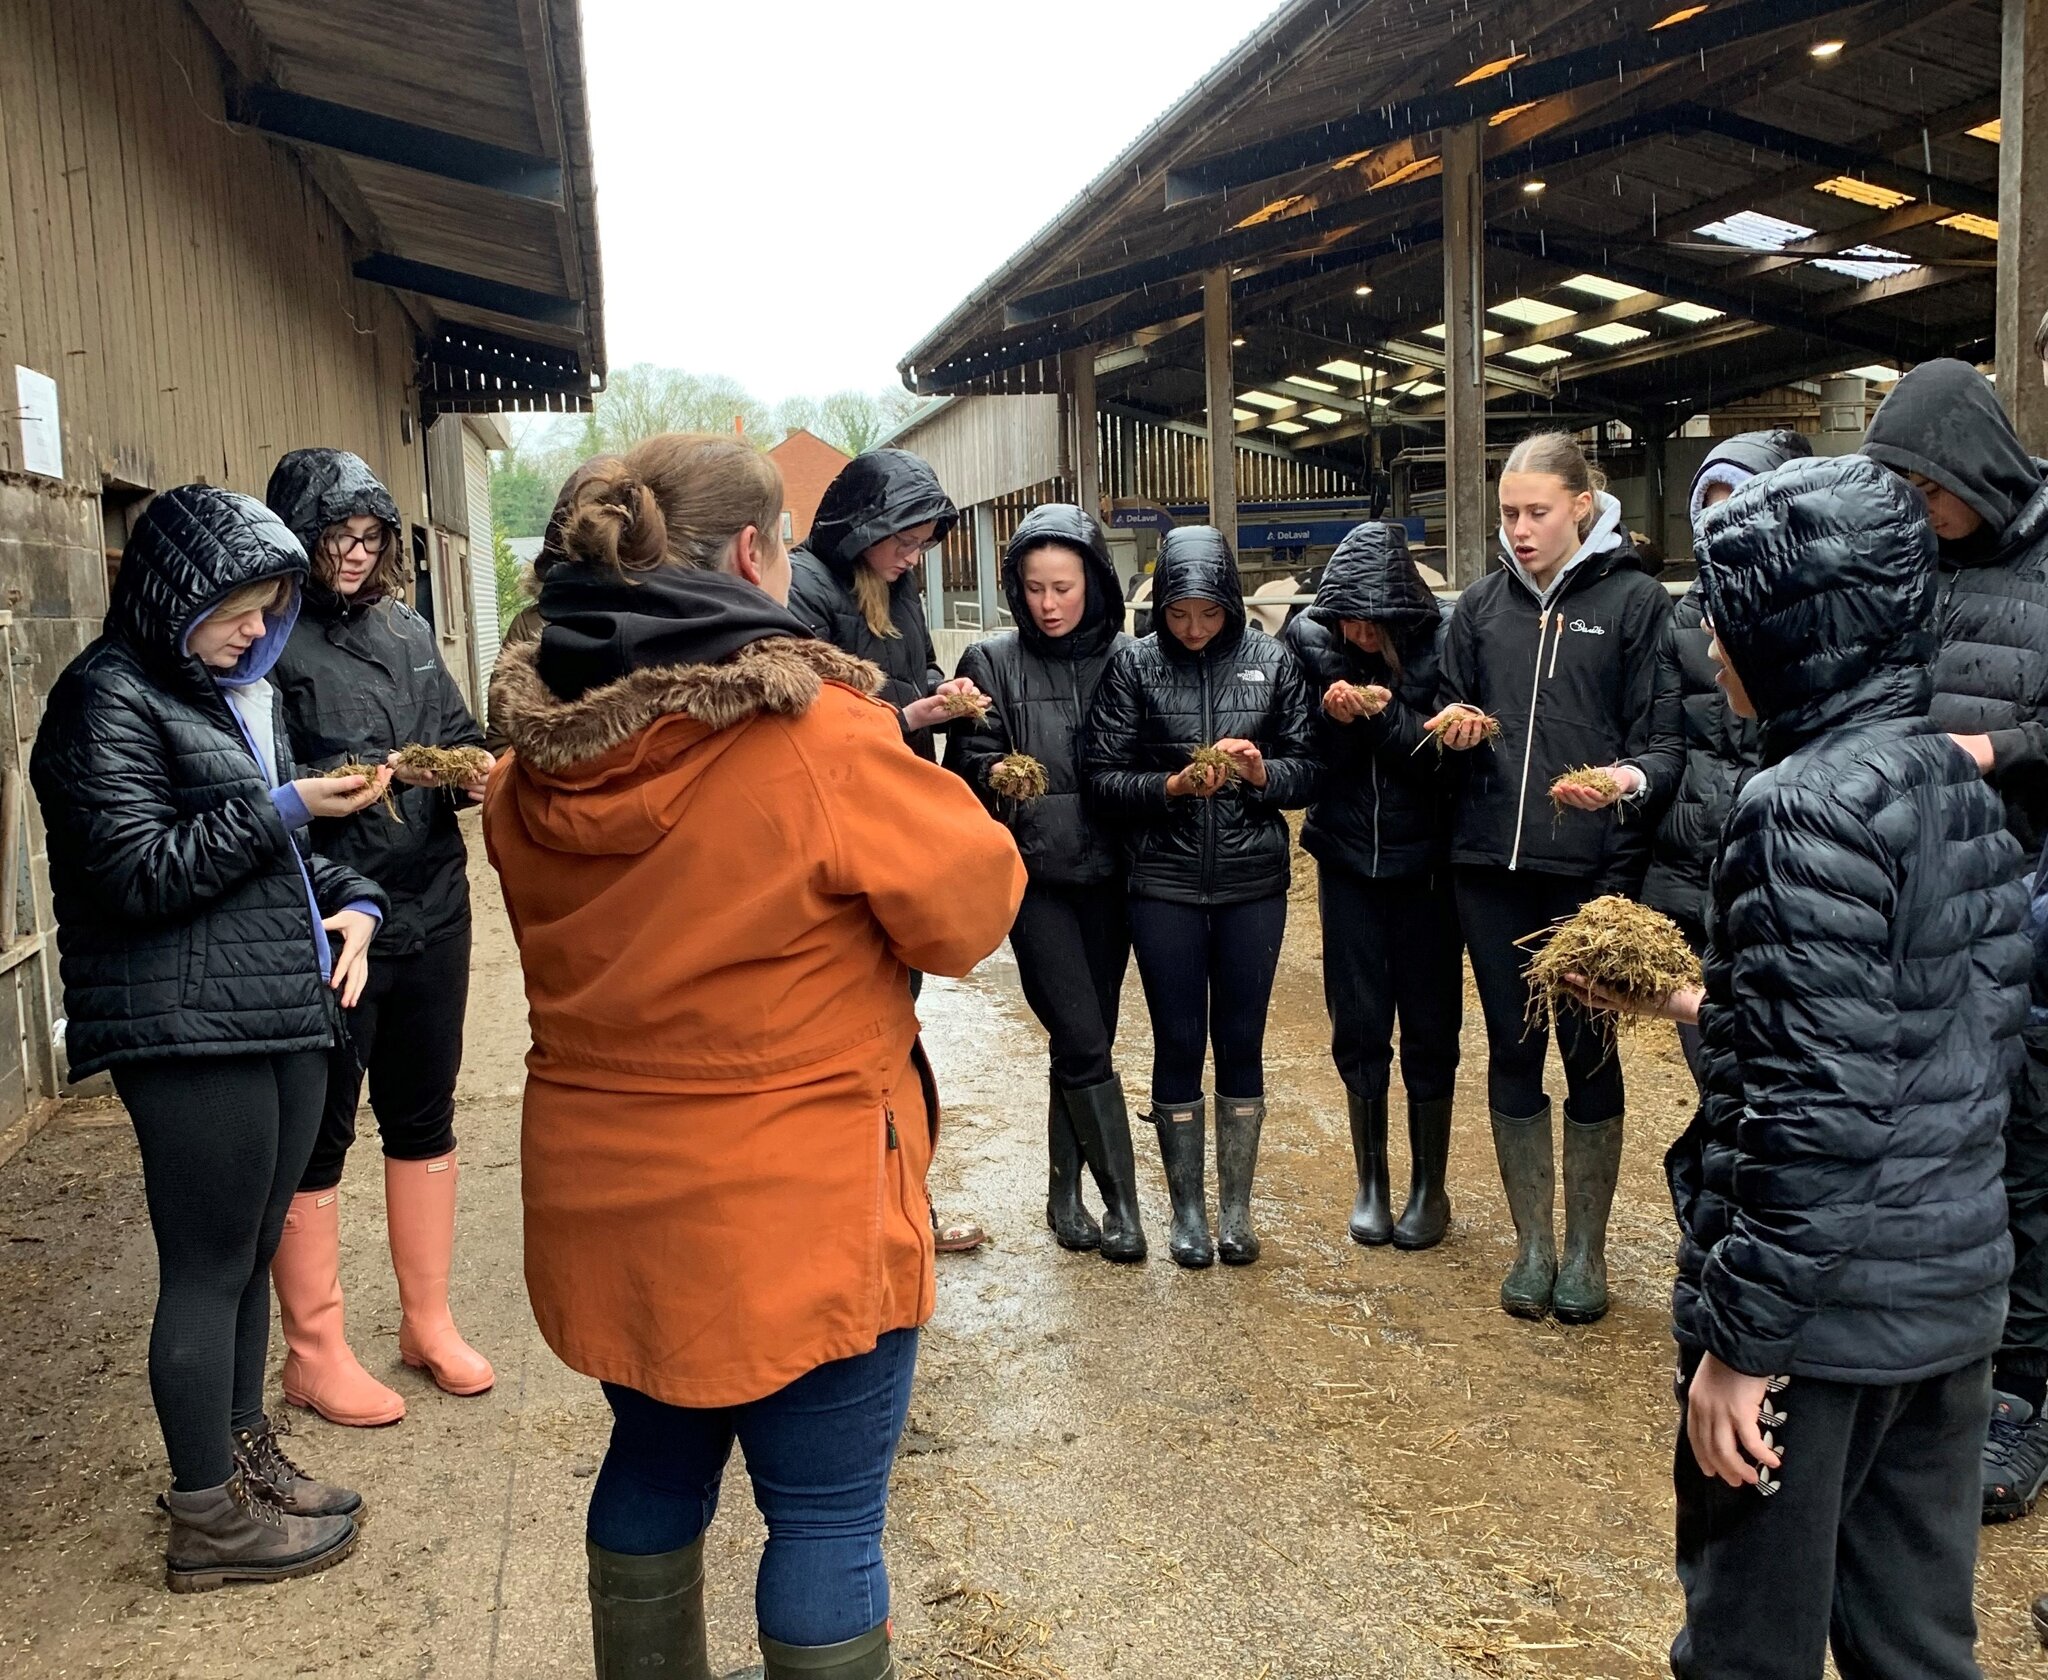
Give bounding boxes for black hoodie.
[1281,522,1451,879]
[1863,359,2048,852]
[786,449,958,759]
[946,505,1131,886]
[1439,495,1675,887]
[267,448,485,959]
[1082,526,1317,905]
[1671,453,2027,1382]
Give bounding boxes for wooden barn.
[0,0,606,1129]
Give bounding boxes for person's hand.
[1425,704,1492,751]
[1323,681,1391,723]
[1561,971,1704,1024]
[1685,1353,1781,1489]
[1166,762,1227,799]
[292,768,393,818]
[1554,764,1644,811]
[936,677,981,702]
[902,695,951,731]
[1949,733,1996,776]
[385,749,497,802]
[322,909,377,1009]
[460,754,494,803]
[1215,737,1267,789]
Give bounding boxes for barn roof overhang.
[186,0,606,417]
[899,0,2004,452]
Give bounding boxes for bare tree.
[815,388,923,457]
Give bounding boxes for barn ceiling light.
[1652,5,1710,26]
[1455,53,1527,86]
[1522,180,1547,195]
[1354,284,1374,296]
[1809,39,1845,58]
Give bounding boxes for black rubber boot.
[588,1536,713,1680]
[1553,1114,1623,1325]
[1391,1096,1454,1251]
[760,1620,895,1678]
[1215,1094,1266,1266]
[1346,1090,1393,1245]
[1063,1077,1147,1263]
[1043,1083,1101,1252]
[1152,1097,1213,1268]
[1492,1103,1557,1320]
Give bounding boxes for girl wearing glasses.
[262,449,496,1428]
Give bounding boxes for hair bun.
[548,457,668,573]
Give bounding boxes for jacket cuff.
[270,784,312,831]
[1988,726,2043,776]
[340,898,382,928]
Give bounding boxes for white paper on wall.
[14,366,62,480]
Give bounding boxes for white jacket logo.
[1239,670,1267,683]
[1567,619,1605,635]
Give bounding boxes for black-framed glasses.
[322,530,384,558]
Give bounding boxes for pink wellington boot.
[271,1190,406,1427]
[386,1155,495,1396]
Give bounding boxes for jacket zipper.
[1507,607,1558,872]
[1198,655,1215,897]
[1370,756,1381,875]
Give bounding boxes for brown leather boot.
[234,1416,362,1519]
[162,1471,356,1593]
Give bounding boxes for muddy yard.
[2,834,2045,1678]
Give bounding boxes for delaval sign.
[1237,519,1359,551]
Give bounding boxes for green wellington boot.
[1044,1083,1102,1252]
[1215,1094,1267,1266]
[1062,1076,1148,1262]
[1553,1114,1624,1324]
[1152,1097,1214,1268]
[1491,1103,1557,1319]
[588,1536,713,1680]
[760,1620,895,1678]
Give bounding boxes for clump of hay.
[940,689,992,721]
[1186,743,1241,792]
[1415,708,1501,754]
[1518,895,1701,1035]
[1549,765,1624,809]
[988,753,1049,800]
[333,763,402,823]
[393,743,495,785]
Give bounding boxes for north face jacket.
[1672,454,2028,1383]
[31,488,386,1079]
[1082,526,1317,905]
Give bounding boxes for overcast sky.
[581,0,1285,404]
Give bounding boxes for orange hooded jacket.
[484,633,1025,1407]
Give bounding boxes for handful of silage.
[1186,744,1241,792]
[1416,708,1502,753]
[333,762,403,822]
[394,743,494,785]
[988,753,1049,801]
[941,689,992,721]
[1549,765,1624,809]
[1519,895,1701,1035]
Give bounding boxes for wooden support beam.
[1064,348,1102,519]
[973,504,1001,632]
[1998,0,2048,453]
[352,254,583,330]
[1443,124,1489,591]
[1203,269,1239,544]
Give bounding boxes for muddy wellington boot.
[1215,1094,1267,1267]
[1043,1084,1102,1252]
[1346,1090,1394,1246]
[761,1621,896,1679]
[588,1536,713,1679]
[1153,1097,1214,1268]
[1062,1076,1148,1263]
[1553,1114,1625,1325]
[162,1471,357,1593]
[1492,1103,1557,1320]
[1391,1096,1455,1251]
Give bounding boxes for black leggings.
[1318,863,1463,1103]
[301,926,469,1192]
[1128,895,1287,1105]
[112,1052,326,1490]
[1454,865,1624,1123]
[1007,881,1130,1088]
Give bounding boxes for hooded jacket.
[483,563,1024,1408]
[265,449,485,959]
[1082,527,1318,905]
[31,488,387,1079]
[1863,358,2048,855]
[1642,432,1813,942]
[1439,492,1675,887]
[786,449,958,760]
[1281,523,1450,881]
[945,505,1131,887]
[1669,455,2027,1383]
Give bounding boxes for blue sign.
[1237,519,1364,551]
[1109,506,1175,532]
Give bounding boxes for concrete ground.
[2,828,2046,1679]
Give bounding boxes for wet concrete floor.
[1,834,2044,1677]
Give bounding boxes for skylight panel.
[1843,365,1903,384]
[1814,245,1919,281]
[1505,345,1573,365]
[1392,379,1444,397]
[1659,302,1725,324]
[1696,210,1818,251]
[1237,391,1292,410]
[1420,324,1505,345]
[1268,420,1310,434]
[1939,213,1999,240]
[1576,322,1653,347]
[1304,408,1344,424]
[1813,177,1911,210]
[1489,297,1577,326]
[1559,274,1645,302]
[1285,374,1339,392]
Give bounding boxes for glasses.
[881,531,942,559]
[322,530,385,558]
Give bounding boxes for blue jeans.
[587,1329,920,1646]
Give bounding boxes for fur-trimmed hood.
[490,635,884,777]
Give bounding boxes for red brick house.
[768,429,852,544]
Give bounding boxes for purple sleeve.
[269,784,312,831]
[339,899,382,927]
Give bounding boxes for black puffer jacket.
[946,505,1129,887]
[1083,527,1317,905]
[1671,455,2027,1383]
[30,488,387,1080]
[267,450,484,959]
[1439,494,1675,888]
[1281,523,1449,880]
[787,449,957,760]
[1864,358,2048,855]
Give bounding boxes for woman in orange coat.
[484,434,1024,1680]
